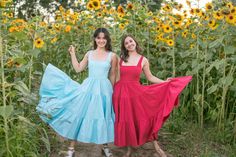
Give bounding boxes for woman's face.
[124,36,136,52]
[95,32,107,48]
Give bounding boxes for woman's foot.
[102,145,113,157]
[122,146,132,157]
[153,141,167,157]
[65,147,75,157]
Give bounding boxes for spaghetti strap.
[88,50,93,61]
[137,56,143,67]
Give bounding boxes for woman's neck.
[95,47,106,53]
[128,51,138,56]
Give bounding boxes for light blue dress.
[36,51,114,144]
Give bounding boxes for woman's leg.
[122,146,133,157]
[65,140,76,157]
[153,140,167,157]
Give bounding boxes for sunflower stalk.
[201,41,207,129]
[196,32,201,127]
[0,35,12,157]
[172,30,176,77]
[29,22,38,92]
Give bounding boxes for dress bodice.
[88,51,112,79]
[119,56,143,82]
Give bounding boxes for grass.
[159,117,236,157]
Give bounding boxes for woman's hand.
[68,45,76,55]
[166,77,172,82]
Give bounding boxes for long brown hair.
[93,28,112,51]
[120,34,142,62]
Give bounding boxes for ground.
[52,142,173,157]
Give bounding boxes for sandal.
[102,146,113,157]
[65,147,75,157]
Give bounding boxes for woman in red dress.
[112,34,192,157]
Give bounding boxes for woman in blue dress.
[36,28,117,157]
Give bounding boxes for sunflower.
[34,38,44,48]
[96,12,102,17]
[163,24,172,33]
[51,37,58,44]
[197,10,204,18]
[194,8,201,15]
[191,33,196,39]
[65,25,71,32]
[213,11,224,20]
[231,7,236,15]
[87,1,94,10]
[127,3,133,10]
[59,5,64,12]
[190,8,195,15]
[182,30,188,38]
[153,17,160,23]
[0,1,6,7]
[148,11,153,16]
[8,26,15,33]
[166,39,174,46]
[162,4,172,12]
[172,20,181,28]
[186,0,191,7]
[117,5,125,15]
[225,14,235,24]
[155,26,162,32]
[176,4,183,11]
[39,21,47,27]
[91,0,101,10]
[118,13,124,19]
[210,24,219,30]
[208,20,218,30]
[203,15,210,21]
[119,23,125,30]
[226,2,233,9]
[175,13,184,22]
[190,44,195,49]
[8,12,13,18]
[208,19,216,27]
[6,58,14,68]
[109,8,115,14]
[205,2,213,11]
[156,33,164,41]
[221,8,231,16]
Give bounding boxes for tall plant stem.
[201,45,207,128]
[0,34,12,157]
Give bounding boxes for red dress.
[112,56,192,147]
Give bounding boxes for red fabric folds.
[113,56,192,147]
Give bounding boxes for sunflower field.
[0,0,236,156]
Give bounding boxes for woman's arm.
[115,57,120,83]
[109,53,118,86]
[68,45,88,73]
[142,57,165,84]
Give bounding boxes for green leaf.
[207,85,218,94]
[224,46,235,55]
[225,75,234,87]
[0,106,14,118]
[28,49,41,58]
[209,36,224,48]
[41,137,51,152]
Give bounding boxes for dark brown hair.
[120,34,142,62]
[93,28,112,51]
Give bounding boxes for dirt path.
[51,142,173,157]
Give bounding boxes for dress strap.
[137,56,143,67]
[88,50,93,60]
